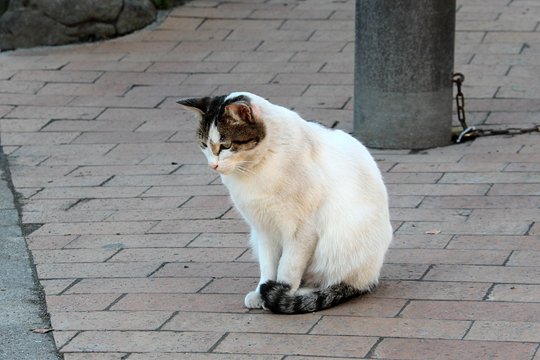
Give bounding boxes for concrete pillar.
[354,0,455,149]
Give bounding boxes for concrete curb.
[0,148,60,360]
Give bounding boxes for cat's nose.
[209,163,219,170]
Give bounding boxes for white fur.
[207,92,392,308]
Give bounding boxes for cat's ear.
[224,101,255,124]
[176,97,211,115]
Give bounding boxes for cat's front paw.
[244,291,264,309]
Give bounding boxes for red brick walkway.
[1,0,540,359]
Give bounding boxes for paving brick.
[489,183,540,196]
[397,220,531,236]
[20,199,77,213]
[53,331,79,352]
[373,338,537,360]
[146,61,236,74]
[31,248,117,264]
[171,6,253,19]
[420,195,540,209]
[385,249,509,265]
[204,51,294,63]
[312,316,470,339]
[41,279,77,295]
[163,311,320,333]
[440,172,540,184]
[233,61,323,74]
[65,277,210,295]
[186,233,248,248]
[111,293,247,312]
[108,247,245,263]
[200,277,257,294]
[391,234,452,249]
[488,284,540,302]
[447,235,540,250]
[1,132,80,146]
[383,172,443,184]
[172,40,261,53]
[468,208,540,222]
[64,234,196,249]
[104,174,217,187]
[33,186,147,200]
[401,300,540,322]
[389,208,469,222]
[70,197,190,211]
[7,105,103,119]
[506,251,540,266]
[41,120,143,133]
[155,16,203,30]
[46,294,121,312]
[257,40,347,52]
[124,84,217,98]
[63,353,126,360]
[26,235,77,250]
[387,184,490,196]
[214,83,307,97]
[466,321,540,342]
[51,311,172,331]
[249,9,334,20]
[215,333,377,358]
[37,83,129,96]
[152,262,257,278]
[372,280,491,301]
[36,262,160,279]
[11,70,103,83]
[130,355,279,360]
[72,131,175,144]
[69,95,164,108]
[0,79,45,94]
[62,331,222,353]
[150,219,249,233]
[140,29,230,42]
[388,195,425,208]
[425,265,540,284]
[69,164,179,177]
[106,208,227,222]
[63,60,152,72]
[30,221,157,236]
[390,161,507,173]
[10,144,114,160]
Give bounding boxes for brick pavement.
[0,0,539,359]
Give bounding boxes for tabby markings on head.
[183,94,266,153]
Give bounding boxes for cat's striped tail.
[259,280,372,314]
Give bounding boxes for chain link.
[451,73,540,143]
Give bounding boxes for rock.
[0,9,73,50]
[65,22,117,42]
[0,0,162,50]
[29,0,123,26]
[116,0,157,35]
[0,0,9,17]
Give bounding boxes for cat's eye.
[200,142,207,148]
[220,143,232,151]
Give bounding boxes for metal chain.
[451,73,540,143]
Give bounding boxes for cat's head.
[177,92,266,176]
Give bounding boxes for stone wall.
[0,0,183,51]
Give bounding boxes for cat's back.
[306,122,379,174]
[304,122,387,201]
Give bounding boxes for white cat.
[178,92,392,313]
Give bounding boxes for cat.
[177,92,392,314]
